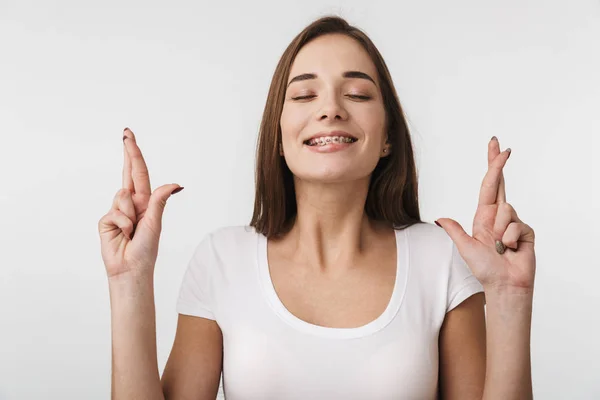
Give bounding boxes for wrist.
[108,268,154,285]
[483,285,534,325]
[483,283,534,299]
[108,270,155,299]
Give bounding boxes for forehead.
[289,34,378,83]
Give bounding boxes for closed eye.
[347,94,371,100]
[291,95,316,101]
[290,94,372,101]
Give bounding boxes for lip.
[305,140,355,153]
[303,130,358,143]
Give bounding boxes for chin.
[294,166,366,184]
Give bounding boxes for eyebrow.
[287,71,377,87]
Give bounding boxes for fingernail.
[506,148,512,159]
[434,220,441,227]
[171,186,184,195]
[495,240,506,254]
[491,136,497,141]
[123,135,127,141]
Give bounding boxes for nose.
[317,94,348,122]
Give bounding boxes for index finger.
[123,128,152,196]
[122,131,134,191]
[478,149,510,206]
[488,137,507,204]
[496,171,506,204]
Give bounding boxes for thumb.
[435,218,475,253]
[139,184,184,239]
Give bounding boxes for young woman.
[99,16,536,400]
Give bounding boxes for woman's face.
[280,33,389,184]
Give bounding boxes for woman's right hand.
[98,128,183,280]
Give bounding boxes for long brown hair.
[250,16,421,238]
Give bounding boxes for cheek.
[280,105,309,140]
[355,104,386,142]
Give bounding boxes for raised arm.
[98,128,183,399]
[436,136,535,400]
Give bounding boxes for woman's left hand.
[436,137,536,294]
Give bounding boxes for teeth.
[307,136,355,146]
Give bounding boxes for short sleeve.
[176,234,216,320]
[446,242,485,313]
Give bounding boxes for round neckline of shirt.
[256,227,410,339]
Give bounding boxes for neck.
[285,177,386,275]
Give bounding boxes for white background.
[1,0,599,399]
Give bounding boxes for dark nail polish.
[506,148,512,159]
[491,136,497,141]
[171,187,184,195]
[434,220,441,227]
[495,240,506,254]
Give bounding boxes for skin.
[277,33,392,276]
[278,33,535,398]
[279,33,488,396]
[280,34,389,185]
[437,136,536,399]
[99,33,534,400]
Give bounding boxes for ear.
[381,140,391,157]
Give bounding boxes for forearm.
[109,273,165,400]
[482,287,534,400]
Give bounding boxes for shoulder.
[394,222,457,289]
[402,222,482,293]
[190,225,259,260]
[401,221,455,256]
[204,225,258,245]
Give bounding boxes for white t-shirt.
[176,222,484,400]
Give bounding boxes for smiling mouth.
[304,136,358,146]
